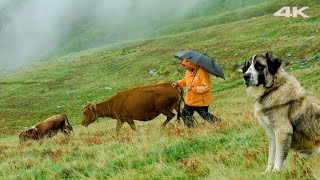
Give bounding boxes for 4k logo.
[274,7,309,18]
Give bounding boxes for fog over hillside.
[0,0,207,68]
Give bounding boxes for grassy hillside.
[49,0,269,57]
[49,0,320,57]
[0,0,320,179]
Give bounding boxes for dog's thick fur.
[242,52,320,172]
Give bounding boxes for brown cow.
[81,82,183,132]
[19,114,73,141]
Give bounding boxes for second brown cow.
[81,82,183,132]
[19,114,73,141]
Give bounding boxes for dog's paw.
[262,168,272,174]
[272,167,282,172]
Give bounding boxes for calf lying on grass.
[19,114,73,141]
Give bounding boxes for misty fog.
[0,0,208,68]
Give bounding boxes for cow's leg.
[63,128,71,135]
[60,122,71,135]
[127,120,137,132]
[174,102,182,122]
[65,125,73,134]
[48,130,57,138]
[61,124,70,135]
[64,119,73,134]
[116,120,124,133]
[161,110,175,127]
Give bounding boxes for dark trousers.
[182,104,216,128]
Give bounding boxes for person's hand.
[172,82,178,88]
[187,85,193,91]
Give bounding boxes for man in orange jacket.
[172,59,218,128]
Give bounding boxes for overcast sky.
[0,0,207,68]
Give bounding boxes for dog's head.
[242,51,282,88]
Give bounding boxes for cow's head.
[242,51,282,88]
[19,128,38,141]
[82,102,97,127]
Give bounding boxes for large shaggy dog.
[242,51,320,172]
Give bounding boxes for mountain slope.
[0,1,319,179]
[1,1,319,135]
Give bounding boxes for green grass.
[48,0,320,57]
[0,0,320,179]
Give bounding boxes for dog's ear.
[265,51,282,75]
[242,57,251,74]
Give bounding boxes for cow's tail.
[175,87,184,122]
[63,114,73,133]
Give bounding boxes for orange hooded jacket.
[177,59,211,106]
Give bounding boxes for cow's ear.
[86,102,92,110]
[91,104,97,113]
[265,51,282,75]
[86,102,96,112]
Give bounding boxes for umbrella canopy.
[174,50,225,79]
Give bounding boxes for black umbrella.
[174,50,225,79]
